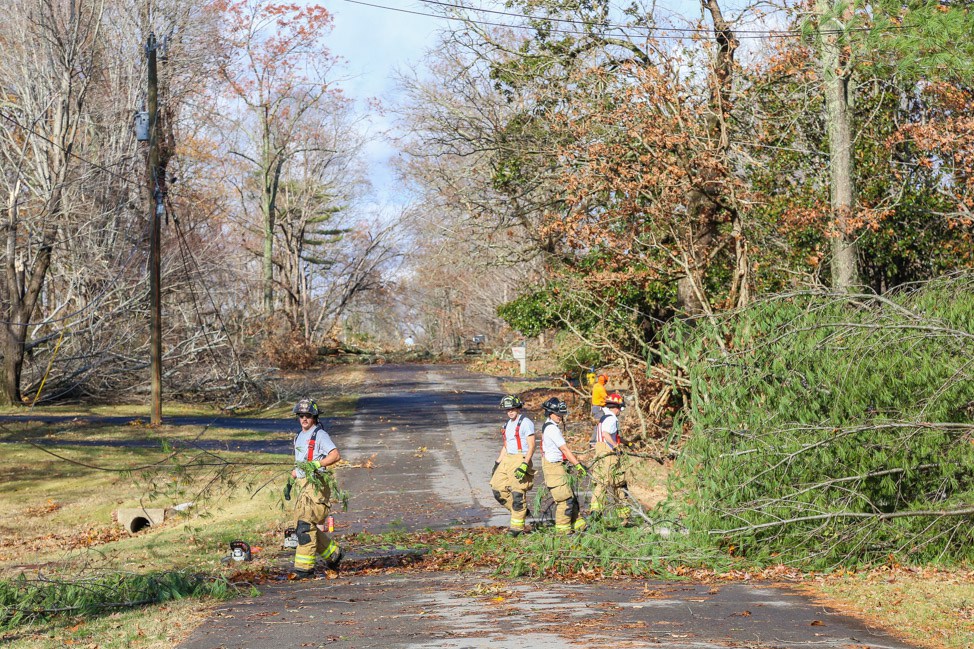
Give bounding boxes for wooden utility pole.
[147,32,163,425]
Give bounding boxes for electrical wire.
[170,206,224,368]
[341,0,913,40]
[413,0,859,36]
[167,195,256,389]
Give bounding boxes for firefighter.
[590,392,631,525]
[287,397,343,578]
[489,394,536,536]
[539,397,587,534]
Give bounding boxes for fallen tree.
[668,274,974,568]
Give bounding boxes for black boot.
[325,547,344,571]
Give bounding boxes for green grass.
[0,394,358,421]
[814,569,974,649]
[0,571,238,633]
[0,441,296,574]
[0,402,224,417]
[254,394,357,419]
[0,433,305,646]
[0,420,293,445]
[2,597,215,648]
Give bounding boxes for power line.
[341,0,913,40]
[415,0,791,35]
[167,195,256,389]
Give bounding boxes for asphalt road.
[170,364,917,649]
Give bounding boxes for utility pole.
[147,32,163,426]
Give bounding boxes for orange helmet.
[598,374,608,384]
[604,393,625,408]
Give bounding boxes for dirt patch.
[519,386,577,412]
[626,455,670,510]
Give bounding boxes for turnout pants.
[541,458,585,534]
[589,442,630,522]
[490,452,534,531]
[292,477,340,573]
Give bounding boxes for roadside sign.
[511,343,527,374]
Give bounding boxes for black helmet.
[292,397,320,418]
[499,395,524,410]
[542,397,568,416]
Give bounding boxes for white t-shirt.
[541,419,567,462]
[597,412,620,445]
[503,415,535,454]
[293,425,337,478]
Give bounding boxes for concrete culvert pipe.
[129,516,151,533]
[115,507,167,534]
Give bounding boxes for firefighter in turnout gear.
[539,397,587,534]
[590,393,631,525]
[289,398,343,578]
[489,395,536,536]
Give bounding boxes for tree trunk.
[677,0,740,316]
[261,119,282,315]
[0,0,99,405]
[817,0,860,290]
[1,311,26,406]
[2,211,56,407]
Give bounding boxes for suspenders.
[305,426,320,461]
[597,414,620,446]
[542,420,567,461]
[503,416,524,453]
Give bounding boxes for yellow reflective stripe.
[509,519,525,529]
[316,543,338,559]
[554,524,571,532]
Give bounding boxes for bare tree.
[215,0,344,316]
[274,104,371,339]
[0,0,105,405]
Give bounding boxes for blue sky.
[320,0,778,208]
[325,0,442,208]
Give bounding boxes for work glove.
[310,460,322,470]
[574,463,588,478]
[491,461,499,479]
[513,462,529,481]
[283,477,294,501]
